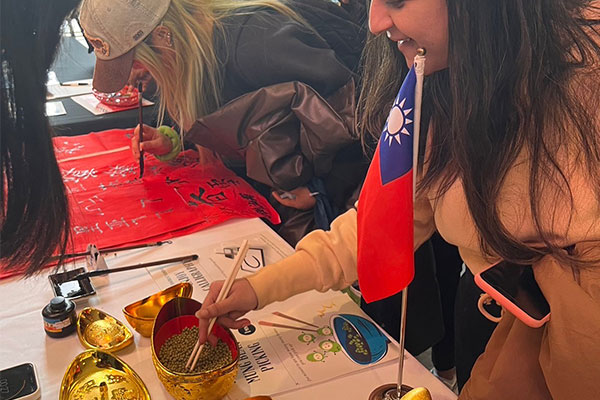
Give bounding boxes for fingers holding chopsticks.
[195,278,258,345]
[187,240,251,371]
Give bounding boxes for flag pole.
[386,48,427,400]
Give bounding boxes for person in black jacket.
[79,0,367,244]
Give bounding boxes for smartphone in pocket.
[0,363,40,400]
[474,261,550,328]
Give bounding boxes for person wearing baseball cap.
[79,0,367,243]
[79,0,171,94]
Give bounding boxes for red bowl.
[93,85,139,107]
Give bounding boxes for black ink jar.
[42,296,77,338]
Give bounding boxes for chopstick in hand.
[186,240,250,371]
[137,82,144,178]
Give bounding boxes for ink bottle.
[42,296,77,338]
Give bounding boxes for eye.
[385,0,406,9]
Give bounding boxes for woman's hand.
[195,278,258,346]
[131,124,172,159]
[272,186,317,210]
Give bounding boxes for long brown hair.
[359,0,600,266]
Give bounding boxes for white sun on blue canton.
[383,96,413,146]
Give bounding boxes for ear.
[150,25,173,48]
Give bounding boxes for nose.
[368,0,394,35]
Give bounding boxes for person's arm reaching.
[196,207,358,344]
[196,193,435,344]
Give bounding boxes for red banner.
[6,129,279,277]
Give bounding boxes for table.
[48,36,157,136]
[0,218,457,399]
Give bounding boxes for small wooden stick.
[258,321,318,333]
[272,311,319,328]
[186,240,250,371]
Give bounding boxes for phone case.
[474,264,550,329]
[0,363,41,400]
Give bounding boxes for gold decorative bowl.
[123,282,193,337]
[151,297,240,400]
[59,349,150,400]
[77,307,134,352]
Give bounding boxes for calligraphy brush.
[137,81,145,178]
[71,254,198,280]
[48,240,171,263]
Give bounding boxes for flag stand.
[368,289,413,400]
[368,48,428,400]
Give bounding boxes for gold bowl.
[59,349,150,400]
[151,297,240,400]
[123,282,193,337]
[77,307,134,352]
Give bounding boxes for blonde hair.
[134,0,302,132]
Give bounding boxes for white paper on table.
[45,101,67,116]
[71,93,154,115]
[147,232,290,302]
[225,294,399,399]
[46,79,93,100]
[47,70,60,85]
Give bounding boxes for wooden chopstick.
[258,321,318,333]
[186,240,250,371]
[272,311,319,328]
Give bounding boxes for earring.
[166,32,173,47]
[386,30,392,39]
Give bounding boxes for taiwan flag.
[357,67,417,303]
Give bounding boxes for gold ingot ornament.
[77,307,133,352]
[60,349,150,400]
[123,282,193,337]
[401,387,433,400]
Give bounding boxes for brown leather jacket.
[186,79,357,192]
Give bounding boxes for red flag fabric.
[357,68,416,303]
[0,128,280,280]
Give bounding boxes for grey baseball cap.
[79,0,171,93]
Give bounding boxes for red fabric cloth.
[356,68,416,303]
[0,129,279,279]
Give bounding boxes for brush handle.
[138,82,145,178]
[83,254,198,278]
[49,241,170,262]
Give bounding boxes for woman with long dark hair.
[197,0,600,397]
[1,0,81,276]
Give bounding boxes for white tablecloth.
[0,218,457,400]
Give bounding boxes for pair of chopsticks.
[258,312,319,332]
[186,240,250,371]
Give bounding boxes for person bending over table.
[79,0,368,245]
[196,0,600,398]
[1,0,81,276]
